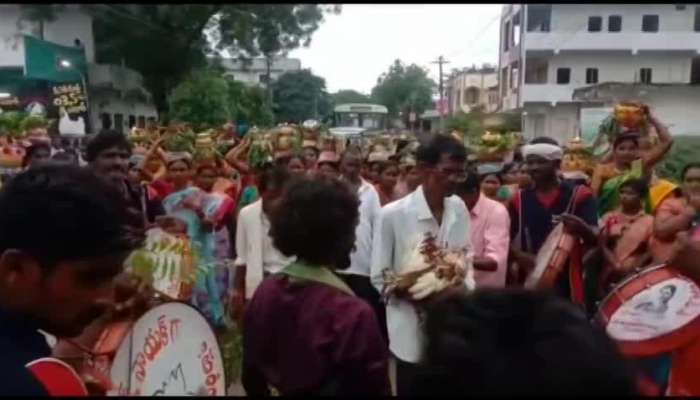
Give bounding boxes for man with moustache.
[0,166,140,395]
[371,134,471,395]
[85,130,164,228]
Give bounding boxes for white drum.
[108,302,225,396]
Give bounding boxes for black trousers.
[339,273,388,344]
[395,357,421,396]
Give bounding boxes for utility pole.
[431,55,450,133]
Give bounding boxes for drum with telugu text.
[596,264,700,357]
[54,302,226,396]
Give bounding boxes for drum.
[525,223,576,289]
[596,264,700,357]
[56,302,226,396]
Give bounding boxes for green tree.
[225,78,274,128]
[371,59,435,126]
[331,89,372,105]
[167,70,232,130]
[271,69,332,124]
[20,4,339,114]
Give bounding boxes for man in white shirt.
[232,166,296,317]
[371,134,471,396]
[337,148,386,340]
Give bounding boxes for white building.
[0,4,157,134]
[499,4,700,143]
[212,56,302,86]
[446,65,499,114]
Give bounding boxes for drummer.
[651,162,700,263]
[0,165,139,395]
[508,141,598,297]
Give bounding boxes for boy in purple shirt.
[242,177,390,396]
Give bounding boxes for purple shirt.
[242,275,391,395]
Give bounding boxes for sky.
[289,4,504,95]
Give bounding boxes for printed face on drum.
[525,155,558,184]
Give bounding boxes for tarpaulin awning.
[23,35,87,83]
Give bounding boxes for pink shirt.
[468,194,511,288]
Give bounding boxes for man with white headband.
[508,137,598,301]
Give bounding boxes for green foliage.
[271,69,332,124]
[331,89,372,106]
[446,111,483,143]
[225,79,274,128]
[20,5,339,114]
[371,59,435,126]
[656,135,700,182]
[446,110,522,145]
[0,112,28,138]
[168,70,232,131]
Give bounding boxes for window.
[128,115,136,128]
[513,12,521,46]
[640,68,652,84]
[455,89,461,106]
[525,58,548,84]
[691,58,700,84]
[511,65,520,89]
[259,74,269,84]
[585,68,599,84]
[100,113,112,130]
[695,6,700,32]
[464,87,480,104]
[642,15,659,32]
[588,16,602,32]
[137,116,146,128]
[501,67,509,95]
[527,5,551,32]
[556,68,571,84]
[504,21,511,51]
[608,15,622,32]
[114,114,124,133]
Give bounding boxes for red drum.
[596,264,700,357]
[525,223,576,290]
[54,302,226,396]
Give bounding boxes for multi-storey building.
[446,64,499,114]
[0,4,157,134]
[499,4,700,143]
[212,56,302,86]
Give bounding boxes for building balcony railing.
[524,32,700,53]
[87,63,152,102]
[520,83,578,104]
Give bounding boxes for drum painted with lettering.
[596,264,700,357]
[108,302,226,396]
[525,223,576,289]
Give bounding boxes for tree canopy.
[330,89,372,105]
[371,59,435,127]
[271,69,332,124]
[20,4,340,114]
[167,69,275,130]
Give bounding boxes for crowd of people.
[1,106,700,396]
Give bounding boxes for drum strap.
[278,262,355,296]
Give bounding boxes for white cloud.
[290,4,503,94]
